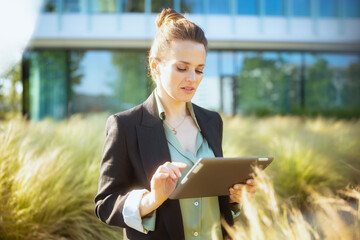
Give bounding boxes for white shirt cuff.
[122,189,151,233]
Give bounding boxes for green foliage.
[111,52,150,110]
[235,53,360,118]
[0,63,22,119]
[236,53,301,115]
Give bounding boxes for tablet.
[169,157,273,199]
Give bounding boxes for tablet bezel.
[169,157,273,199]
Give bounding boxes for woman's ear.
[149,57,160,77]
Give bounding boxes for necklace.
[167,115,187,135]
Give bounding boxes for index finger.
[171,162,187,170]
[246,178,257,186]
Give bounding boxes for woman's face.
[154,40,206,104]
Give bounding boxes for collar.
[154,88,201,131]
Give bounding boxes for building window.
[265,0,284,16]
[237,0,258,15]
[93,0,117,13]
[318,0,339,17]
[43,0,56,12]
[63,0,80,13]
[29,51,68,120]
[305,54,360,111]
[152,0,174,13]
[209,0,230,14]
[122,0,145,12]
[293,0,310,17]
[25,49,360,120]
[236,52,294,114]
[181,0,204,14]
[193,52,221,111]
[345,0,360,17]
[70,50,150,114]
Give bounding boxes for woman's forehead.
[168,40,206,65]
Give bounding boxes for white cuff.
[122,189,150,234]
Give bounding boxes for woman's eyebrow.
[178,60,205,67]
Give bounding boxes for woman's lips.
[181,86,195,94]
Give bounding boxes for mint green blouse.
[153,92,223,240]
[122,92,242,237]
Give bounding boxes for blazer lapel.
[136,92,170,183]
[135,92,185,240]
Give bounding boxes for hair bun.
[155,8,185,29]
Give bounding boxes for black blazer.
[94,92,233,240]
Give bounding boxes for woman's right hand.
[140,162,187,217]
[150,162,187,202]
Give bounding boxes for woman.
[94,8,256,240]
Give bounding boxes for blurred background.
[1,0,360,120]
[0,1,360,239]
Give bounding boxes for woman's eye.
[177,67,186,72]
[196,70,203,74]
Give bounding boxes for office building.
[23,0,360,120]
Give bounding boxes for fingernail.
[247,179,253,184]
[235,185,240,189]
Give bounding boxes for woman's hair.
[148,8,208,78]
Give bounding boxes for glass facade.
[265,0,284,16]
[69,50,150,114]
[26,50,152,120]
[292,0,310,16]
[63,0,81,13]
[152,0,174,13]
[208,0,230,14]
[319,0,338,17]
[30,0,360,119]
[181,0,204,14]
[345,0,360,17]
[41,0,360,17]
[25,49,360,119]
[237,0,258,15]
[43,0,56,12]
[305,53,360,111]
[123,0,145,13]
[29,51,68,121]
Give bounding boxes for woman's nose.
[186,69,196,82]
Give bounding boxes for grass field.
[0,114,359,239]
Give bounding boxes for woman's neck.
[156,88,188,119]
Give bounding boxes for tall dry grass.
[223,168,360,240]
[0,114,121,239]
[0,114,359,239]
[222,115,360,206]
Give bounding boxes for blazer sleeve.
[94,114,134,228]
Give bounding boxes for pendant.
[172,129,177,135]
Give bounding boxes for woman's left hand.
[229,179,257,204]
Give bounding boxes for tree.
[236,53,289,115]
[0,62,22,118]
